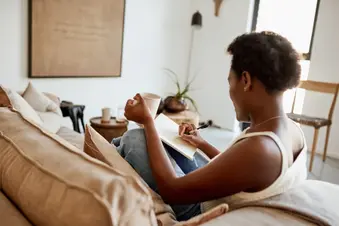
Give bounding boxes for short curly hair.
[227,31,301,93]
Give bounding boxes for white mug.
[101,107,111,122]
[132,93,161,127]
[141,92,161,119]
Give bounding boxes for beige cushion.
[84,124,177,226]
[43,92,61,106]
[0,86,42,125]
[203,207,314,226]
[57,126,84,150]
[0,108,157,226]
[0,191,33,226]
[17,90,61,107]
[23,82,62,116]
[37,111,62,133]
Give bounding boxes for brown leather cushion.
[0,108,157,226]
[0,192,32,226]
[287,113,331,129]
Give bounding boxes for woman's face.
[228,69,250,122]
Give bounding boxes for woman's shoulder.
[223,134,283,189]
[230,132,283,164]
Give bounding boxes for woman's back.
[201,119,307,212]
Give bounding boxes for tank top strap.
[290,120,307,151]
[232,131,291,173]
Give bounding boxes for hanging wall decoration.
[28,0,125,78]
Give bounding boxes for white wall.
[0,0,254,131]
[6,0,337,159]
[302,0,339,158]
[0,0,193,123]
[187,0,254,130]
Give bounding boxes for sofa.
[1,84,339,226]
[18,84,84,150]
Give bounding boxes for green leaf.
[180,83,190,96]
[180,71,198,96]
[183,95,198,112]
[163,68,181,92]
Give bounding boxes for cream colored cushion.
[84,125,177,226]
[0,108,157,226]
[43,92,61,106]
[57,126,84,150]
[23,82,62,116]
[37,111,62,133]
[0,86,42,125]
[203,207,313,226]
[0,192,33,226]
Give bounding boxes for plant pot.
[157,98,165,115]
[164,96,187,113]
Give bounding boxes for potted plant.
[163,68,198,113]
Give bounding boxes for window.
[251,0,320,113]
[252,0,320,60]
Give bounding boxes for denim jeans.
[112,128,208,221]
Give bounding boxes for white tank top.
[201,126,308,212]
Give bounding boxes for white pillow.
[23,82,61,115]
[0,86,42,125]
[37,111,62,133]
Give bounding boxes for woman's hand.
[124,93,153,125]
[179,123,206,148]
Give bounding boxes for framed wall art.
[28,0,125,78]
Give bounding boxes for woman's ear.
[241,71,252,91]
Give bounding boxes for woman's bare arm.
[197,141,220,159]
[143,120,281,204]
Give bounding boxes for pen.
[188,124,209,134]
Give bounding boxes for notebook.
[154,113,197,160]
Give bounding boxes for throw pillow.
[37,111,63,133]
[43,92,61,106]
[84,125,177,226]
[0,108,157,226]
[23,82,61,116]
[0,86,42,125]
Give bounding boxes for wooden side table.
[163,110,199,127]
[90,117,128,142]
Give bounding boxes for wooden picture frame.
[28,0,125,78]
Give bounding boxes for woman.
[112,31,307,221]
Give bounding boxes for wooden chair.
[288,80,339,172]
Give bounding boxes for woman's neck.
[249,95,286,127]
